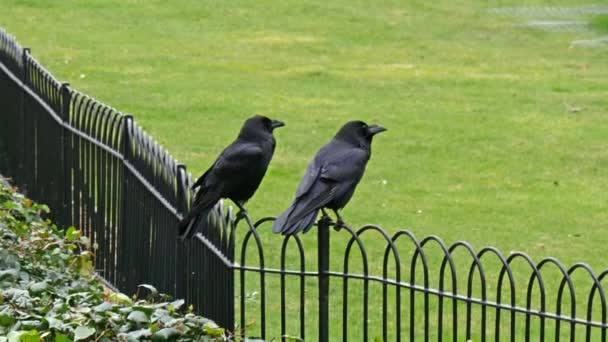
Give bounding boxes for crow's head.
[335,120,386,147]
[240,115,285,139]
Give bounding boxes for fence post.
[60,83,71,228]
[175,164,189,300]
[318,216,331,342]
[118,114,133,290]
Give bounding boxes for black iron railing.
[1,27,608,341]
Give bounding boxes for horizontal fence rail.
[2,27,608,341]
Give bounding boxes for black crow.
[272,120,386,235]
[178,115,285,239]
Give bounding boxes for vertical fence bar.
[176,164,188,299]
[20,48,30,191]
[60,83,71,228]
[318,217,331,342]
[118,114,133,290]
[17,47,26,182]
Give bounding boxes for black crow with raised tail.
[272,120,386,235]
[178,115,285,239]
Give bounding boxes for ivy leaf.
[19,330,40,342]
[46,316,65,330]
[1,232,17,241]
[151,309,170,323]
[127,310,150,324]
[151,328,181,340]
[19,320,42,330]
[6,331,41,342]
[0,249,20,270]
[0,313,15,327]
[108,292,133,306]
[65,227,81,241]
[7,331,25,342]
[185,316,211,326]
[54,333,72,342]
[119,307,133,316]
[138,284,158,297]
[73,326,96,341]
[168,299,184,312]
[132,304,155,317]
[29,281,48,294]
[71,306,92,314]
[127,328,152,339]
[203,321,225,337]
[93,301,113,313]
[79,236,90,249]
[0,269,19,281]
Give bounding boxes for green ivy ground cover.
[0,178,234,341]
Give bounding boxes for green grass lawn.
[2,0,608,340]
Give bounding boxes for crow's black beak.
[271,119,285,129]
[367,124,387,136]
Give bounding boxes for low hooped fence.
[190,208,608,341]
[2,27,608,341]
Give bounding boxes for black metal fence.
[0,25,197,314]
[2,27,608,341]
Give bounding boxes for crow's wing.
[293,150,322,199]
[192,140,264,194]
[294,140,355,198]
[181,141,264,238]
[286,146,368,224]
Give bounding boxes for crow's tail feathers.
[272,205,319,236]
[178,219,196,240]
[294,209,318,235]
[177,192,221,240]
[178,209,208,240]
[272,206,292,234]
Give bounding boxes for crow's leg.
[321,208,330,219]
[320,208,336,226]
[332,209,345,231]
